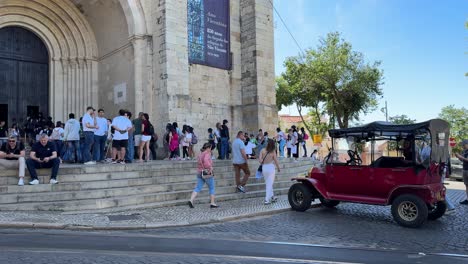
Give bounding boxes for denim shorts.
[194,175,215,195]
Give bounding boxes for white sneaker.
[84,161,96,165]
[29,179,39,185]
[50,179,59,184]
[18,178,24,186]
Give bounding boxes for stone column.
[240,0,277,134]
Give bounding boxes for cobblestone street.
[132,182,468,255]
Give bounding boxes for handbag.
[256,151,270,179]
[200,155,214,179]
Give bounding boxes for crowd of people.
[0,111,320,208]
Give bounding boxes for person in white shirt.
[276,127,286,158]
[82,106,98,164]
[93,109,108,162]
[50,121,64,159]
[63,113,82,163]
[244,136,257,159]
[111,109,132,164]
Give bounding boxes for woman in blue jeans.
[188,142,218,208]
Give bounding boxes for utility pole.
[385,101,388,122]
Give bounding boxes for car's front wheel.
[288,183,312,212]
[427,201,447,220]
[391,194,428,228]
[319,198,340,208]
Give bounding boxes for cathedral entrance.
[0,26,49,127]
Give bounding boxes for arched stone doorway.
[0,26,49,126]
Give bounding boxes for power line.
[268,0,306,59]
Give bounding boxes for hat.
[460,139,468,146]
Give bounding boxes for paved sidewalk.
[0,195,294,230]
[0,181,464,231]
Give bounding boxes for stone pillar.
[240,0,277,134]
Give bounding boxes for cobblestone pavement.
[0,195,295,229]
[127,182,468,256]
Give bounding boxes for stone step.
[0,178,293,204]
[0,165,307,193]
[66,188,292,214]
[0,163,311,186]
[0,159,312,212]
[0,182,293,211]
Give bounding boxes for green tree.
[439,105,468,153]
[276,32,384,129]
[389,114,416,125]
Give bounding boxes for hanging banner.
[188,0,231,70]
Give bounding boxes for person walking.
[455,139,468,205]
[232,130,250,193]
[188,142,218,208]
[258,139,281,204]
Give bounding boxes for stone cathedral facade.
[0,0,277,136]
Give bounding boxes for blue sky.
[274,0,467,123]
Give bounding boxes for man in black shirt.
[0,136,26,185]
[0,120,7,146]
[26,133,60,185]
[220,119,230,159]
[455,139,468,205]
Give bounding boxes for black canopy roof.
[328,119,449,139]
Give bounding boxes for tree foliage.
[389,115,416,125]
[438,105,468,153]
[276,32,384,130]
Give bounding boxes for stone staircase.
[0,159,312,213]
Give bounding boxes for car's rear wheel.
[288,183,312,212]
[427,201,447,220]
[391,194,428,228]
[319,198,340,208]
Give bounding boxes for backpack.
[147,123,155,136]
[50,128,61,140]
[297,133,304,142]
[191,133,198,145]
[303,133,309,140]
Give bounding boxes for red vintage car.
[288,119,450,228]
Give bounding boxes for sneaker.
[264,200,271,205]
[445,208,455,215]
[271,196,278,203]
[111,159,118,164]
[210,204,219,208]
[119,160,126,164]
[18,178,24,186]
[460,200,468,205]
[188,201,194,208]
[50,179,59,184]
[29,179,39,185]
[237,185,246,193]
[84,161,96,165]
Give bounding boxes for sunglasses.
[8,140,16,143]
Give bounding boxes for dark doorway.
[0,26,49,127]
[0,104,7,127]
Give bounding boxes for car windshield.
[327,132,433,167]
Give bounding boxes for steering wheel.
[347,150,362,165]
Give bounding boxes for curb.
[0,207,291,231]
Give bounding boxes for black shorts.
[112,139,128,150]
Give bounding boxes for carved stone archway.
[0,0,98,122]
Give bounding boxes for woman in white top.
[258,139,281,204]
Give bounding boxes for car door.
[328,164,372,198]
